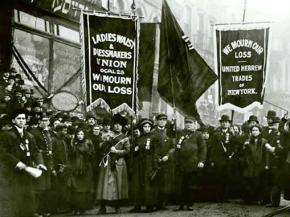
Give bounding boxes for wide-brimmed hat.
[266,110,276,119]
[219,115,231,122]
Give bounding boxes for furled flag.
[158,0,217,120]
[138,23,156,102]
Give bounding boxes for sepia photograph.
[1,0,290,216]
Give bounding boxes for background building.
[8,0,290,127]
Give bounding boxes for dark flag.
[158,0,217,120]
[138,23,156,102]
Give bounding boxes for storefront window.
[54,24,80,43]
[14,10,50,33]
[53,41,81,98]
[12,29,50,93]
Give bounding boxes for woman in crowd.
[130,119,157,212]
[96,114,130,214]
[241,124,269,205]
[68,128,95,215]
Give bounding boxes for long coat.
[0,127,43,217]
[151,127,175,195]
[130,132,158,206]
[96,132,130,201]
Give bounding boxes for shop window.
[54,24,80,43]
[16,10,50,33]
[13,29,50,91]
[53,41,81,99]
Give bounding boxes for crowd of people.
[1,68,290,217]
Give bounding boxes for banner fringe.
[112,103,136,117]
[87,98,111,112]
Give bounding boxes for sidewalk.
[53,202,290,217]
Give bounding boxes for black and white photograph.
[1,0,290,216]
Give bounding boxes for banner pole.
[242,0,247,23]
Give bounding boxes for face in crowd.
[113,123,123,133]
[93,125,101,135]
[142,123,152,134]
[13,113,26,129]
[39,117,50,130]
[76,130,85,141]
[251,126,261,137]
[202,131,210,140]
[220,120,230,129]
[103,124,111,132]
[53,120,61,129]
[267,117,273,126]
[157,117,167,128]
[185,120,197,132]
[88,117,96,126]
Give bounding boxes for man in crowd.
[0,108,44,217]
[151,113,175,210]
[263,112,286,207]
[208,115,237,201]
[174,116,207,211]
[30,113,58,217]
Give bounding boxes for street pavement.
[53,202,290,217]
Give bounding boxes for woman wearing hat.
[241,124,269,205]
[96,114,130,214]
[130,119,157,213]
[68,128,95,215]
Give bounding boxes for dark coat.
[175,130,207,173]
[241,136,269,177]
[151,127,175,194]
[208,128,237,168]
[68,138,95,193]
[130,132,158,206]
[0,127,43,217]
[30,127,59,191]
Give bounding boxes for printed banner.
[81,13,138,115]
[215,24,270,112]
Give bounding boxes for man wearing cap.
[150,113,175,210]
[30,113,60,216]
[208,114,238,201]
[174,116,206,211]
[0,108,43,217]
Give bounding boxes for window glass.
[18,11,49,32]
[53,42,81,99]
[54,24,80,43]
[12,29,50,96]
